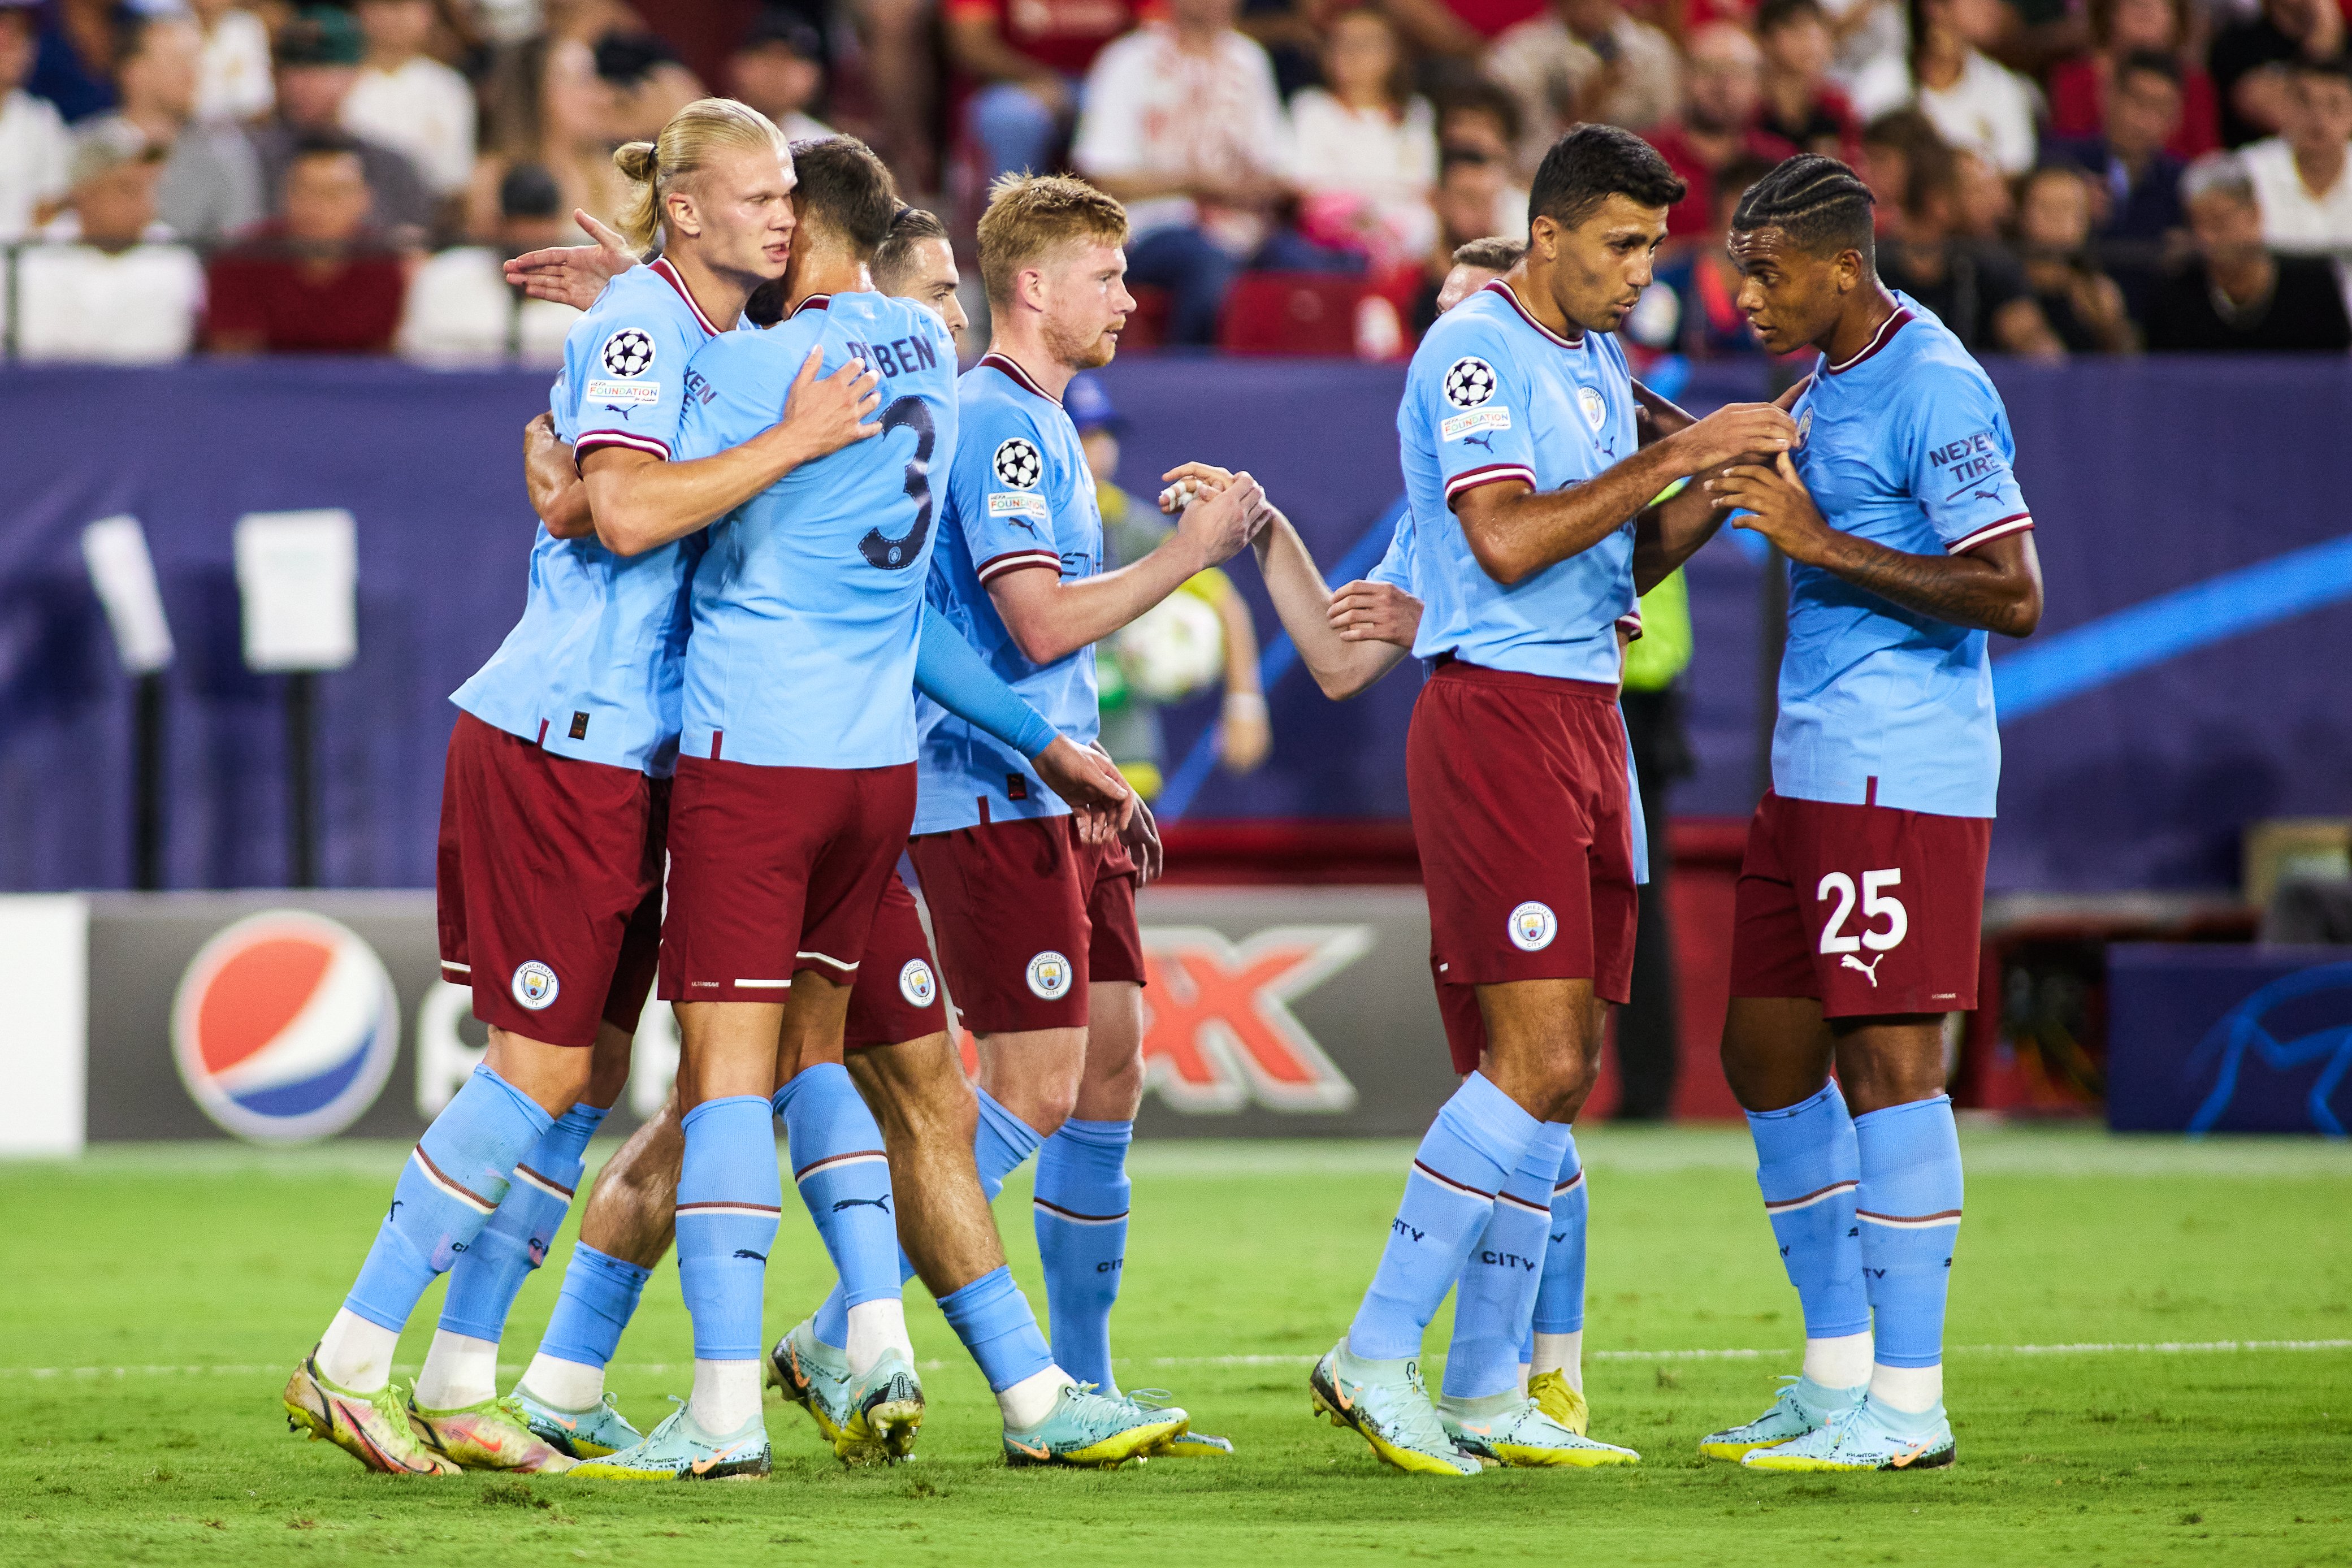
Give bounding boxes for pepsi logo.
[171,910,400,1144]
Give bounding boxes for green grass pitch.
[3,1125,2347,1566]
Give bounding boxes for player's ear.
[1527,214,1557,262]
[665,185,701,240]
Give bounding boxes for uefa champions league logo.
[993,438,1043,489]
[1443,357,1496,410]
[2185,961,2352,1135]
[599,328,656,378]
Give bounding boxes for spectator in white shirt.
[1074,0,1343,344]
[0,0,71,240]
[1486,0,1685,173]
[1290,7,1439,275]
[12,120,204,363]
[1852,0,2041,175]
[341,0,476,201]
[399,162,582,366]
[191,0,272,123]
[727,12,837,144]
[2242,54,2352,262]
[79,10,263,242]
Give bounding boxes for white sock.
[997,1366,1074,1431]
[519,1352,606,1414]
[688,1358,763,1435]
[315,1309,400,1394]
[1803,1331,1875,1391]
[414,1328,501,1411]
[844,1298,913,1378]
[1515,1362,1530,1399]
[1869,1362,1943,1415]
[1532,1330,1583,1393]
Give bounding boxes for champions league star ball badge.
[511,960,560,1011]
[1026,950,1073,1000]
[1508,900,1558,952]
[1443,357,1497,409]
[171,910,401,1145]
[899,959,937,1008]
[993,438,1043,489]
[599,328,656,378]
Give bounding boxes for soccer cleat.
[831,1348,926,1466]
[1527,1369,1590,1436]
[1440,1397,1640,1469]
[409,1391,578,1472]
[766,1318,855,1451]
[1699,1375,1864,1462]
[282,1354,460,1476]
[1127,1389,1233,1457]
[513,1387,642,1460]
[569,1400,771,1481]
[1002,1383,1189,1468]
[1307,1342,1481,1478]
[1742,1394,1956,1473]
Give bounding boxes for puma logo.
[733,1248,768,1262]
[833,1194,892,1214]
[1842,952,1885,986]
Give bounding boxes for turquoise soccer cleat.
[833,1347,925,1466]
[1700,1375,1865,1462]
[766,1318,856,1452]
[512,1386,643,1461]
[569,1400,771,1481]
[1002,1383,1188,1468]
[1308,1341,1482,1478]
[1124,1389,1233,1457]
[1439,1396,1640,1468]
[1743,1394,1956,1473]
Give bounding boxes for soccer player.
[280,98,882,1477]
[882,172,1266,1454]
[1697,154,2042,1474]
[869,203,969,348]
[1302,124,1797,1476]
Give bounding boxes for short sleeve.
[571,307,698,462]
[1903,366,2032,555]
[671,332,785,465]
[954,401,1064,586]
[1416,317,1538,508]
[1367,517,1417,591]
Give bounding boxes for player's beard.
[1045,313,1119,370]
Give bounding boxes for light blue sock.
[439,1101,609,1341]
[675,1095,781,1362]
[773,1065,899,1331]
[1853,1094,1963,1370]
[937,1264,1058,1394]
[1749,1081,1872,1342]
[975,1085,1043,1203]
[537,1243,651,1370]
[1530,1126,1588,1338]
[1445,1120,1570,1401]
[1348,1072,1543,1362]
[1033,1117,1132,1391]
[809,1085,1043,1353]
[344,1065,552,1332]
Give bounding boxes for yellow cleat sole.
[1006,1416,1187,1469]
[1309,1388,1479,1477]
[1486,1441,1639,1469]
[1699,1437,1790,1462]
[834,1398,924,1468]
[1744,1443,1955,1474]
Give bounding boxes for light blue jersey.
[672,292,959,769]
[916,352,1104,832]
[1398,279,1639,684]
[1777,297,2034,819]
[451,258,729,775]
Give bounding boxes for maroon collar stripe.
[980,351,1061,404]
[1480,279,1584,348]
[1825,307,1913,375]
[792,293,832,317]
[649,257,721,338]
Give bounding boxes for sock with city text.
[1445,1119,1570,1401]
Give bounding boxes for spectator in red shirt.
[947,0,1143,184]
[2047,0,2220,159]
[1755,0,1860,157]
[1652,24,1790,237]
[206,133,406,353]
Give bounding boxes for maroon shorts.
[843,873,948,1050]
[1409,661,1638,1073]
[659,756,916,1003]
[435,711,665,1047]
[1729,790,1991,1019]
[906,813,1145,1034]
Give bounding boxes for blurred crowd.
[1,0,2348,362]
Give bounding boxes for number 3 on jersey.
[1817,868,1907,954]
[859,395,935,570]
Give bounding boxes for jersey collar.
[649,257,721,338]
[1482,279,1585,349]
[1822,305,1913,375]
[980,350,1062,405]
[790,293,831,317]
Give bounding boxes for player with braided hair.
[1699,153,2045,1473]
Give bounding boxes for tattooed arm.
[1710,453,2045,637]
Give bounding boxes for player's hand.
[1674,401,1797,473]
[1710,452,1837,564]
[1158,460,1237,515]
[1328,579,1423,648]
[1123,794,1164,887]
[1219,691,1271,772]
[1033,735,1136,841]
[1174,469,1266,568]
[503,210,636,309]
[773,345,882,463]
